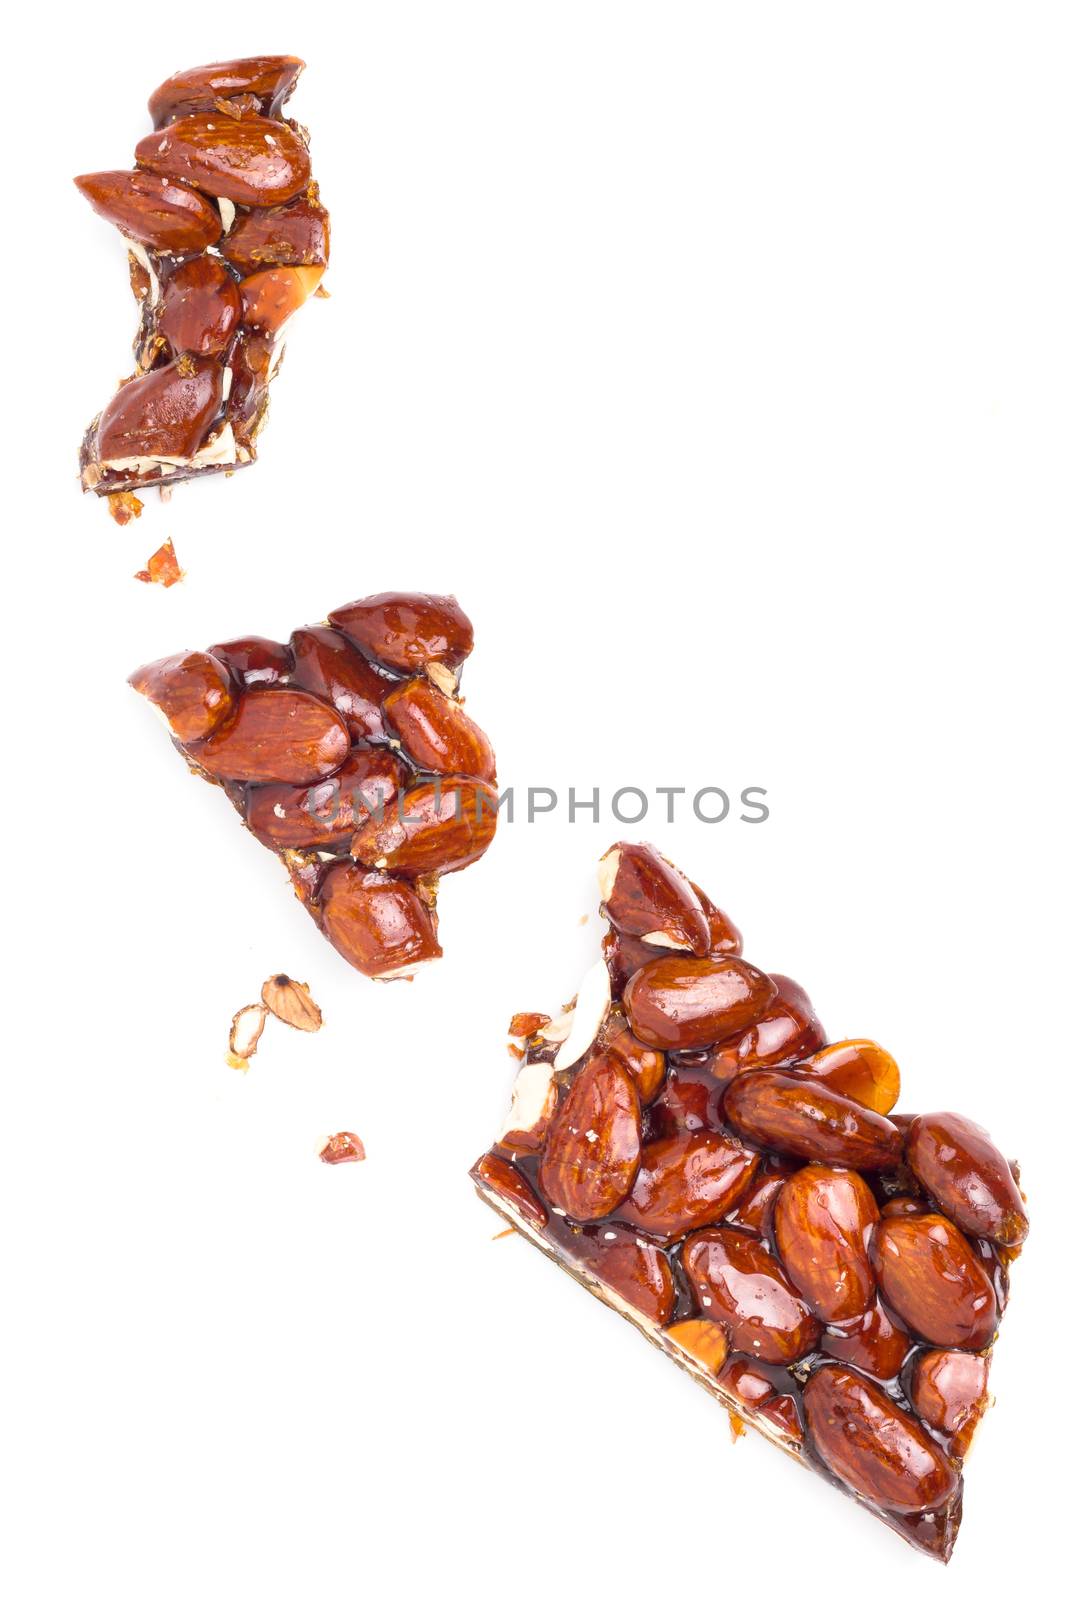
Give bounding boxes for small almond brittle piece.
[134,538,185,588]
[319,1132,366,1165]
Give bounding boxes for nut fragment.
[792,1038,901,1115]
[664,1319,729,1375]
[261,974,322,1032]
[497,1062,558,1154]
[229,1003,267,1060]
[549,960,612,1072]
[128,650,234,743]
[319,1132,366,1165]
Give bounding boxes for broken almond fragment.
[134,538,184,587]
[497,1062,558,1154]
[229,1003,267,1060]
[261,974,323,1032]
[109,490,144,526]
[319,1131,366,1165]
[547,959,611,1072]
[508,1012,551,1040]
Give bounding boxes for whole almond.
[74,169,223,252]
[328,593,474,674]
[221,192,330,273]
[148,55,305,126]
[96,356,224,464]
[711,974,826,1077]
[910,1349,990,1460]
[383,678,497,783]
[906,1112,1028,1246]
[681,1227,821,1365]
[289,627,389,740]
[820,1298,911,1380]
[136,114,311,205]
[128,650,234,742]
[245,748,406,850]
[614,1131,760,1241]
[472,1152,547,1230]
[722,1070,903,1169]
[792,1038,901,1115]
[623,955,778,1051]
[598,842,712,955]
[773,1165,879,1322]
[804,1364,959,1513]
[565,1223,676,1325]
[318,861,442,978]
[158,256,242,355]
[188,687,349,783]
[350,778,498,877]
[871,1213,999,1350]
[539,1051,642,1221]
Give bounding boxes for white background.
[4,4,1066,1596]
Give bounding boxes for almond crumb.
[108,490,144,526]
[261,973,323,1031]
[492,1226,517,1240]
[134,538,184,587]
[319,1132,366,1165]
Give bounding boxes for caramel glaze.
[484,1044,1014,1564]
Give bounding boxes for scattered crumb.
[314,283,331,298]
[509,1012,552,1039]
[109,490,144,526]
[319,1132,366,1165]
[229,1002,267,1061]
[729,1413,746,1442]
[134,537,184,587]
[492,1226,517,1240]
[578,913,589,926]
[261,973,323,1031]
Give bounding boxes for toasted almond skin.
[906,1112,1028,1246]
[804,1364,959,1514]
[820,1298,912,1380]
[909,1349,990,1460]
[318,861,441,977]
[350,778,498,877]
[681,1227,821,1365]
[664,1318,729,1375]
[383,678,497,783]
[74,169,223,252]
[187,687,349,783]
[260,974,322,1031]
[128,650,234,742]
[328,593,474,674]
[614,1131,760,1242]
[871,1213,999,1350]
[221,192,330,273]
[136,114,311,205]
[96,356,224,464]
[774,1165,879,1322]
[565,1223,676,1324]
[472,1151,547,1229]
[245,747,406,850]
[148,55,305,126]
[599,842,712,956]
[722,1070,903,1170]
[240,266,324,332]
[792,1039,901,1116]
[711,974,826,1077]
[623,955,779,1051]
[539,1052,642,1221]
[158,256,242,355]
[288,627,389,741]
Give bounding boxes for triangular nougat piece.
[471,844,1025,1563]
